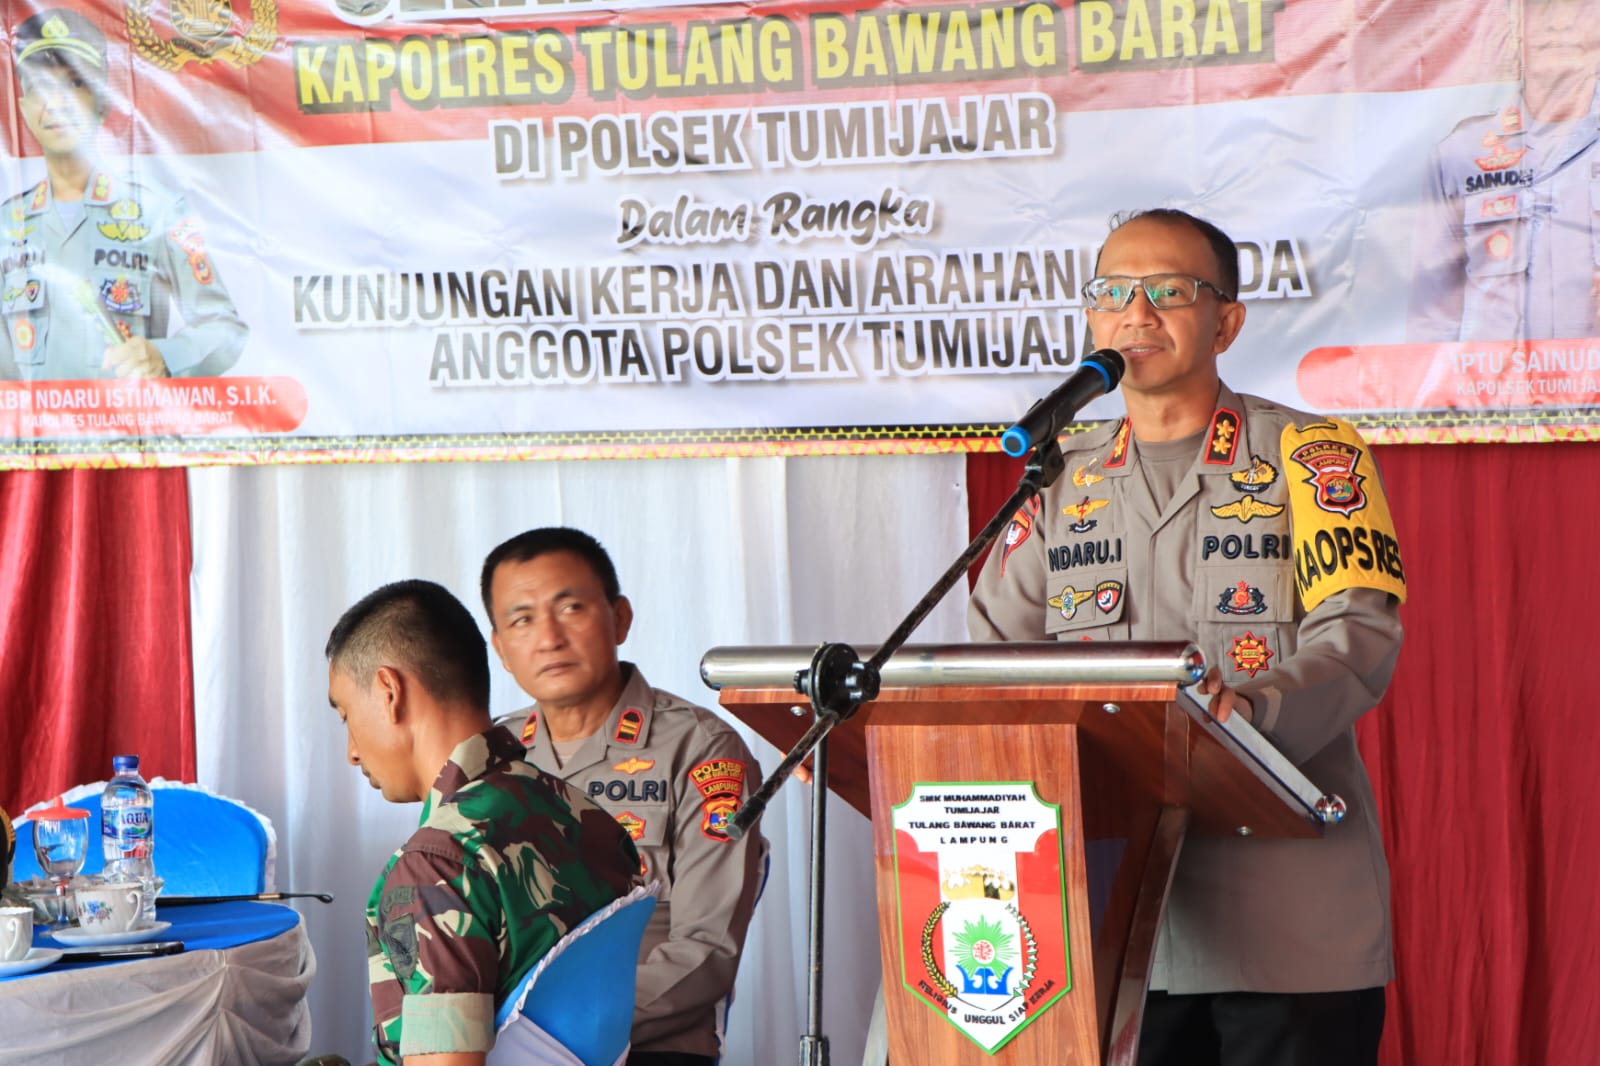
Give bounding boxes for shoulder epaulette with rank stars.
[1104,419,1131,468]
[614,708,643,744]
[1282,418,1407,611]
[520,711,538,744]
[87,172,114,205]
[1206,408,1240,465]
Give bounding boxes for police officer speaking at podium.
[970,209,1408,1066]
[0,9,247,382]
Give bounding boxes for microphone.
[999,349,1126,457]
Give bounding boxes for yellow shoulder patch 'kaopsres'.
[1281,419,1407,611]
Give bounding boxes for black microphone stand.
[729,435,1069,1066]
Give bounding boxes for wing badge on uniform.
[97,199,150,242]
[1210,496,1286,523]
[1048,585,1094,620]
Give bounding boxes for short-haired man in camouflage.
[327,579,641,1065]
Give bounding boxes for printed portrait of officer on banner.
[0,7,249,383]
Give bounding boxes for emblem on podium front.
[891,782,1070,1053]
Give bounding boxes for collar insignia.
[614,708,643,744]
[1206,408,1240,465]
[1105,419,1131,468]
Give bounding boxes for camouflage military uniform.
[494,663,766,1059]
[1409,85,1600,342]
[365,725,640,1064]
[0,169,248,381]
[970,387,1406,995]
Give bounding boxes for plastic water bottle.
[102,755,157,925]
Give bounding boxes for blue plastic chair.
[10,781,275,896]
[487,882,659,1066]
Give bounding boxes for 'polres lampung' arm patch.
[689,758,748,842]
[1282,418,1407,611]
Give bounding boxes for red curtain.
[0,468,196,816]
[968,442,1600,1065]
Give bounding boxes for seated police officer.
[482,527,767,1066]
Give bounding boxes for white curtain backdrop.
[187,453,972,1066]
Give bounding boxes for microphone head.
[1084,348,1126,389]
[999,425,1031,458]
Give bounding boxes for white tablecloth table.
[0,901,315,1065]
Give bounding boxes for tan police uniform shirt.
[1409,84,1600,342]
[0,169,247,380]
[969,385,1406,995]
[496,663,766,1056]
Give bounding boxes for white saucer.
[50,920,171,948]
[0,947,64,977]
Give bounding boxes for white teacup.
[0,906,33,961]
[73,881,143,934]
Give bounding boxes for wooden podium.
[702,642,1336,1066]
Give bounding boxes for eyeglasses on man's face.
[1081,273,1234,312]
